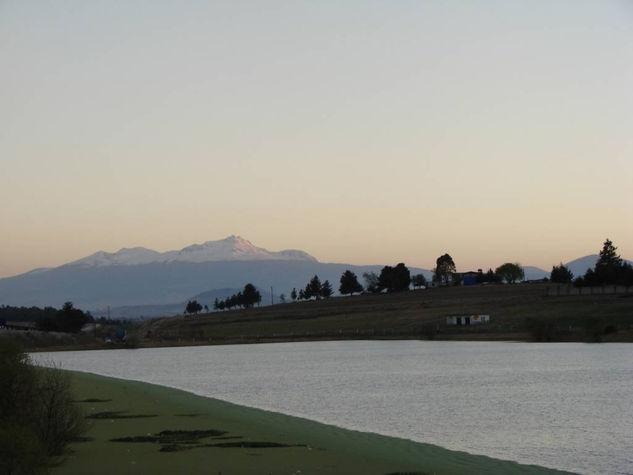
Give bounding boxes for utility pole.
[270,286,274,306]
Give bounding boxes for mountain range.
[0,236,629,318]
[0,236,431,316]
[65,235,317,267]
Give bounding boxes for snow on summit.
[67,236,317,267]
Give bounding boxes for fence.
[547,285,633,297]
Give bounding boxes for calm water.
[35,341,633,474]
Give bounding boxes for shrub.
[0,338,87,470]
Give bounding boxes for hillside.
[137,284,633,345]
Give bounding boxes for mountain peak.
[65,236,318,268]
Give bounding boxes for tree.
[321,280,333,298]
[495,263,525,284]
[378,263,411,292]
[185,300,202,314]
[377,266,393,292]
[412,274,427,289]
[550,263,573,283]
[580,238,633,286]
[597,238,622,268]
[362,272,379,293]
[241,283,261,308]
[339,270,363,296]
[392,263,411,291]
[433,254,456,286]
[476,268,500,284]
[290,288,297,301]
[45,301,91,333]
[304,275,322,299]
[594,238,623,284]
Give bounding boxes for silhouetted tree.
[581,239,633,286]
[433,254,456,286]
[392,263,411,291]
[241,283,262,308]
[290,288,297,301]
[43,301,92,333]
[321,280,333,298]
[185,300,202,314]
[594,238,623,284]
[377,266,393,292]
[304,275,322,299]
[476,268,500,284]
[378,263,411,292]
[1,305,57,325]
[339,270,363,296]
[550,263,573,283]
[495,263,525,284]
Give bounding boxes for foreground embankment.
[57,371,571,475]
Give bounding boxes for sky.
[1,0,632,278]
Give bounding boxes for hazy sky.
[1,1,632,278]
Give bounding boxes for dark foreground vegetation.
[0,339,87,474]
[0,302,92,333]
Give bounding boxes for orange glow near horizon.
[1,1,632,279]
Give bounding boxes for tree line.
[182,238,630,315]
[0,302,93,333]
[290,276,334,301]
[550,239,633,286]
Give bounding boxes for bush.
[0,424,47,475]
[0,339,87,471]
[33,367,88,456]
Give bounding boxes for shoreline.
[30,334,632,353]
[56,370,574,475]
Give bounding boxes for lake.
[34,341,633,474]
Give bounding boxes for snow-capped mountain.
[67,236,317,267]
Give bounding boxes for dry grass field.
[137,284,633,346]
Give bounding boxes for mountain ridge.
[65,235,317,268]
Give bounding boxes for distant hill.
[523,255,633,281]
[563,254,633,280]
[522,266,549,281]
[103,288,243,319]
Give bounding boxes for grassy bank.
[136,284,633,347]
[57,371,571,475]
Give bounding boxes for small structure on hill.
[460,271,481,286]
[446,314,490,326]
